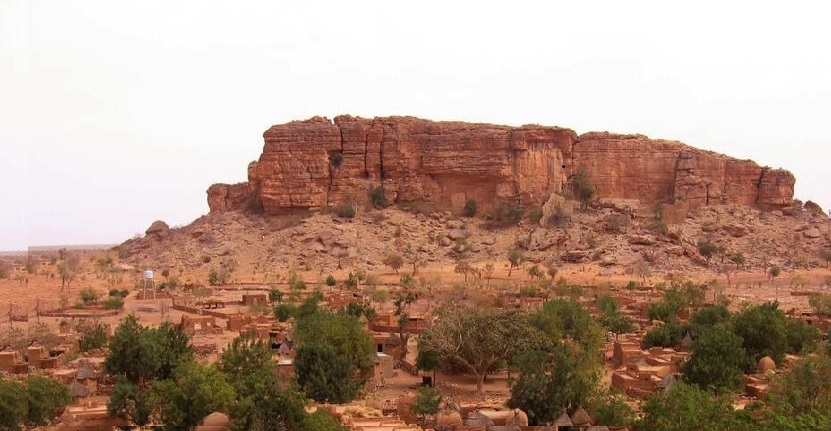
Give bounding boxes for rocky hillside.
[207,116,795,219]
[120,198,831,285]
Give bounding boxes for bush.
[489,202,522,227]
[79,287,100,304]
[325,275,337,287]
[334,202,356,218]
[527,206,543,224]
[274,304,296,322]
[785,319,821,354]
[78,321,109,352]
[463,198,477,217]
[572,167,596,209]
[26,374,73,426]
[643,321,684,349]
[383,254,404,274]
[369,186,388,209]
[208,268,230,286]
[547,201,570,227]
[329,151,343,168]
[604,213,631,233]
[103,296,124,310]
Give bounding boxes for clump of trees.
[417,298,625,426]
[0,374,73,429]
[292,298,375,403]
[96,313,343,430]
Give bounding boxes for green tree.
[533,298,605,353]
[104,315,193,386]
[697,240,718,266]
[419,306,548,394]
[26,374,73,426]
[785,319,821,354]
[507,249,523,276]
[587,394,636,429]
[768,264,781,280]
[293,310,374,399]
[682,323,747,393]
[597,294,635,340]
[688,305,732,339]
[0,379,27,431]
[150,361,235,430]
[218,338,308,431]
[415,348,441,384]
[572,166,596,209]
[268,287,283,303]
[767,353,831,416]
[412,386,442,419]
[383,253,404,274]
[274,303,296,322]
[643,321,684,349]
[732,302,788,370]
[77,320,109,352]
[79,287,101,304]
[108,377,153,426]
[295,342,361,403]
[809,293,831,319]
[603,313,636,340]
[637,383,738,431]
[507,344,599,425]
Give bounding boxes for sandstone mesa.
[207,115,795,217]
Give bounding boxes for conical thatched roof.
[70,380,88,397]
[553,410,573,427]
[571,405,593,426]
[681,332,693,348]
[758,356,776,374]
[658,373,677,389]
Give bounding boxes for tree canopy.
[681,323,747,393]
[419,305,548,394]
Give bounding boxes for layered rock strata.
[207,116,795,215]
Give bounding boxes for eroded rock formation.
[207,115,795,215]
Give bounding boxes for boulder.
[447,229,471,241]
[628,235,657,246]
[803,228,822,239]
[145,220,170,240]
[563,250,591,263]
[723,224,749,237]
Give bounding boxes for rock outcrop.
[207,116,795,215]
[145,220,170,240]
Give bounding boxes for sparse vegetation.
[463,198,477,217]
[383,253,404,274]
[526,206,543,224]
[508,249,523,276]
[489,201,522,227]
[329,151,343,168]
[79,287,101,304]
[572,166,596,209]
[334,202,356,218]
[369,185,388,208]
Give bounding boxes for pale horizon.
[2,1,829,251]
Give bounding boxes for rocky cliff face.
[207,115,795,215]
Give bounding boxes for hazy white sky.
[1,1,829,250]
